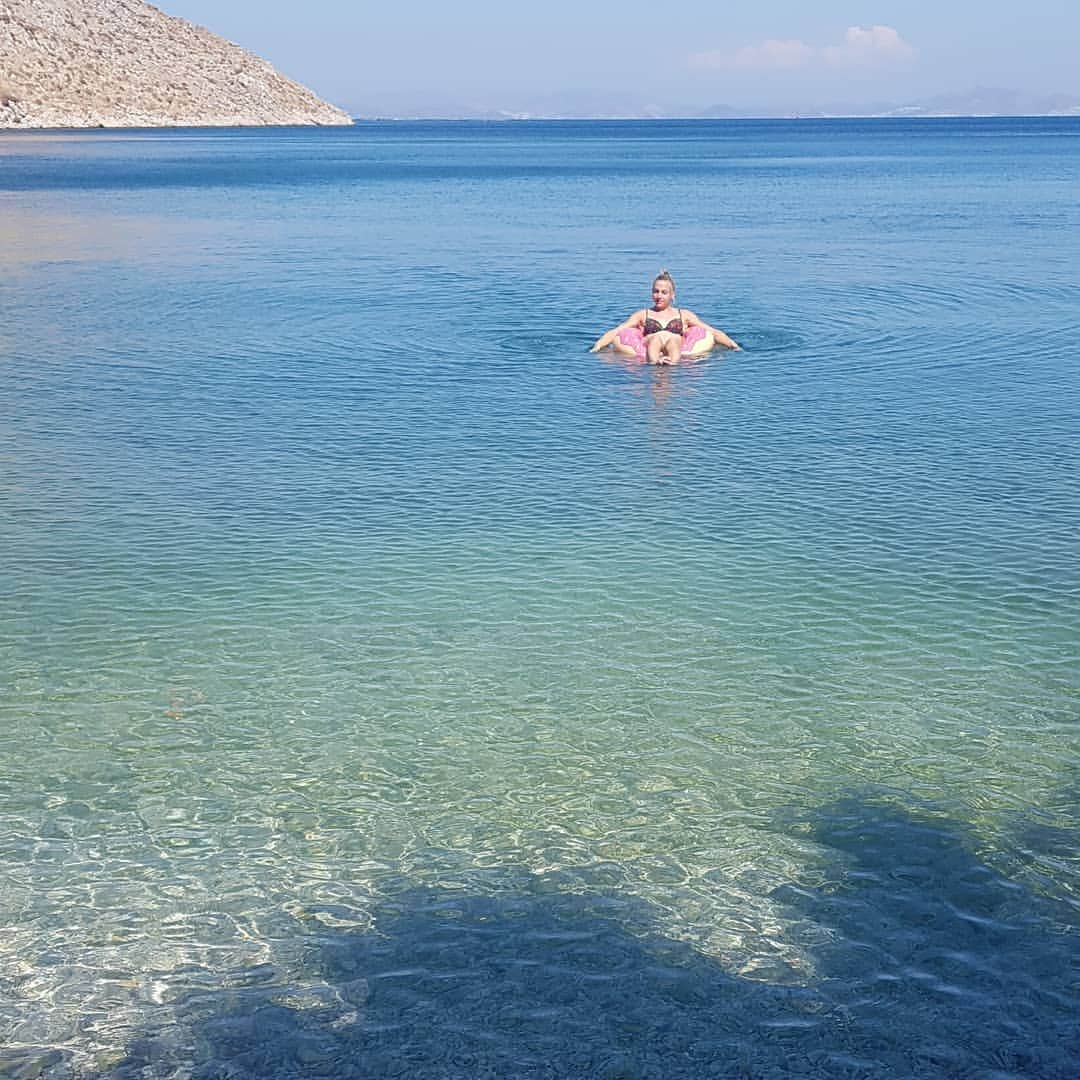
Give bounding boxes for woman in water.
[590,269,740,364]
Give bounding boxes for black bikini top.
[643,308,683,335]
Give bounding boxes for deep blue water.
[1,118,1079,1078]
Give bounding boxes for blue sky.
[161,1,1078,115]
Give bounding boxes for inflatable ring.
[613,325,714,359]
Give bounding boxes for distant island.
[0,0,351,129]
[351,87,1080,123]
[699,87,1080,121]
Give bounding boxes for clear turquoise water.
[1,119,1078,1078]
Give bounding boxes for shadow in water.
[1007,778,1080,921]
[773,797,1078,1077]
[80,795,1077,1079]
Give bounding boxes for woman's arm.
[684,309,741,350]
[590,310,644,352]
[590,327,622,352]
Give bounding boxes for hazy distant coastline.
[351,87,1080,123]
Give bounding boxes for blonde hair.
[653,269,676,294]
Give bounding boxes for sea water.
[1,118,1078,1078]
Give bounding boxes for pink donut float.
[614,325,713,359]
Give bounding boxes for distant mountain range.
[760,88,1080,120]
[354,87,1080,122]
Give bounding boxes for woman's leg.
[647,332,682,365]
[663,336,683,364]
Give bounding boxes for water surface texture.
[2,119,1079,1078]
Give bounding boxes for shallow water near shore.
[2,118,1079,1078]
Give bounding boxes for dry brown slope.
[0,0,352,128]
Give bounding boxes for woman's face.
[652,279,674,309]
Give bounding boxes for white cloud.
[690,26,913,73]
[822,26,915,67]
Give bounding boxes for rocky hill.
[0,0,352,128]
